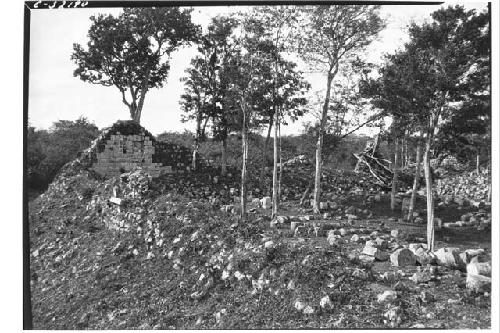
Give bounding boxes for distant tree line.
[27,117,99,192]
[26,115,371,196]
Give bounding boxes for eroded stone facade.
[92,133,173,178]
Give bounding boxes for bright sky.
[28,2,489,136]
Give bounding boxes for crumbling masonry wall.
[57,120,197,179]
[93,133,172,178]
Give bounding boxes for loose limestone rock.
[345,206,357,215]
[466,274,491,293]
[327,231,341,246]
[276,216,290,224]
[408,243,425,254]
[390,229,400,238]
[261,197,272,210]
[390,248,416,267]
[359,254,376,264]
[294,300,306,311]
[414,248,436,266]
[466,257,491,277]
[410,271,432,284]
[414,217,424,224]
[319,295,332,309]
[434,247,460,268]
[465,248,485,258]
[434,217,443,229]
[290,221,301,233]
[374,237,388,250]
[109,197,123,205]
[375,251,390,261]
[362,245,389,261]
[377,290,397,303]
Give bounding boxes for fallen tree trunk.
[353,152,393,186]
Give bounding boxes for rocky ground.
[28,159,492,329]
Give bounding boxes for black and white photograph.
[14,0,498,330]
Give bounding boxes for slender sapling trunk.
[240,103,248,220]
[391,139,400,211]
[272,108,279,218]
[407,141,422,221]
[260,117,274,181]
[313,70,335,213]
[221,136,228,176]
[424,133,435,251]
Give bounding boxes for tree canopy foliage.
[72,7,199,123]
[292,5,385,213]
[27,117,100,191]
[360,5,490,250]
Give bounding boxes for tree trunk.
[129,104,138,123]
[260,116,274,181]
[221,136,228,176]
[313,71,335,214]
[400,137,405,168]
[240,105,248,220]
[407,141,422,221]
[476,153,480,175]
[133,68,151,124]
[487,147,491,202]
[424,134,435,251]
[405,136,410,165]
[371,132,380,156]
[192,112,202,171]
[391,139,400,211]
[278,110,283,204]
[192,142,199,171]
[272,109,279,218]
[300,180,313,206]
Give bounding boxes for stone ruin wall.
[92,133,169,178]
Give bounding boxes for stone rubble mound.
[436,168,491,206]
[57,120,198,180]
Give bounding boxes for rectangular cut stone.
[390,248,416,267]
[109,197,123,205]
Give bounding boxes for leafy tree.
[72,7,199,123]
[363,5,490,250]
[222,16,283,219]
[180,57,211,170]
[299,71,383,203]
[360,49,428,218]
[246,7,296,191]
[242,8,311,217]
[27,117,100,191]
[27,126,49,190]
[294,5,385,214]
[181,15,240,175]
[406,6,489,250]
[434,8,491,169]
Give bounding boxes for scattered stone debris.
[29,143,491,329]
[436,168,491,205]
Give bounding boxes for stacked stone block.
[60,120,201,179]
[92,132,174,178]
